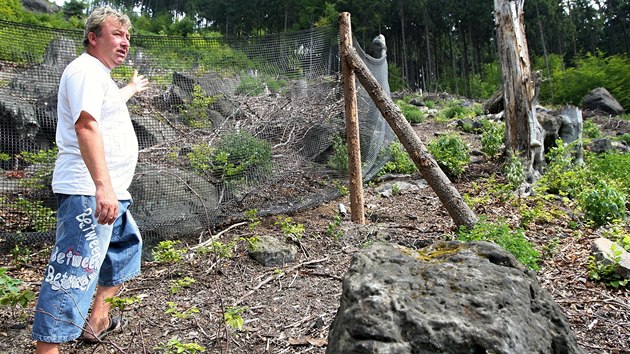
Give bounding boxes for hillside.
[1,95,628,353]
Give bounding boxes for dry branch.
[340,36,477,229]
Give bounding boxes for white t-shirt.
[52,53,138,200]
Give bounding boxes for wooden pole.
[339,12,365,224]
[344,46,478,229]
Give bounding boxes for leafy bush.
[587,151,630,195]
[188,132,272,183]
[601,224,630,252]
[535,139,588,197]
[181,85,217,128]
[468,61,502,99]
[457,219,541,270]
[427,134,470,178]
[538,52,630,111]
[236,76,267,96]
[582,120,602,140]
[327,135,348,174]
[154,338,206,354]
[152,240,185,264]
[378,141,417,175]
[588,243,629,288]
[579,180,626,227]
[437,100,483,122]
[480,120,505,157]
[503,153,525,190]
[613,133,630,145]
[396,100,424,124]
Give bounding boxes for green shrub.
[535,139,588,197]
[437,100,483,122]
[327,135,348,174]
[154,338,206,354]
[152,240,185,264]
[468,61,502,99]
[613,133,630,145]
[188,132,272,183]
[439,103,466,121]
[396,100,424,124]
[236,76,267,96]
[601,224,630,252]
[579,180,626,227]
[503,153,525,190]
[587,151,630,195]
[427,134,470,178]
[181,85,217,128]
[582,120,602,140]
[538,52,630,111]
[588,243,629,288]
[378,141,417,175]
[480,120,505,157]
[457,220,541,270]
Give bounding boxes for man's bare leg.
[35,342,59,354]
[82,285,121,340]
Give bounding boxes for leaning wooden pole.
[342,38,478,229]
[339,12,365,224]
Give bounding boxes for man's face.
[88,17,130,69]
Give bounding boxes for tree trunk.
[399,2,409,83]
[339,13,365,224]
[494,0,544,181]
[535,2,554,100]
[343,47,478,229]
[448,30,459,95]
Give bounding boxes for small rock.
[592,237,630,279]
[248,235,297,267]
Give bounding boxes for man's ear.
[87,31,97,46]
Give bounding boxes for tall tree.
[494,0,544,182]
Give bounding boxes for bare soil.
[1,111,629,354]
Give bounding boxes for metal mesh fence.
[0,19,394,245]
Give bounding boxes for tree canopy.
[1,0,628,101]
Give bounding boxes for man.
[32,6,148,354]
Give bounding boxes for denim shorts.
[32,194,142,343]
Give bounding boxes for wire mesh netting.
[0,19,395,245]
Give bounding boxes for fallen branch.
[233,257,328,306]
[192,221,247,250]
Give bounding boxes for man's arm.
[119,69,149,102]
[75,111,118,225]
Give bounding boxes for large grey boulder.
[327,241,585,354]
[129,164,219,239]
[582,87,625,116]
[21,0,60,14]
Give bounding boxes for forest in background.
[1,0,629,109]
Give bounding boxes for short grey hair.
[82,6,131,48]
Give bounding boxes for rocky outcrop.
[21,0,60,14]
[582,87,625,116]
[129,164,219,239]
[327,241,585,354]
